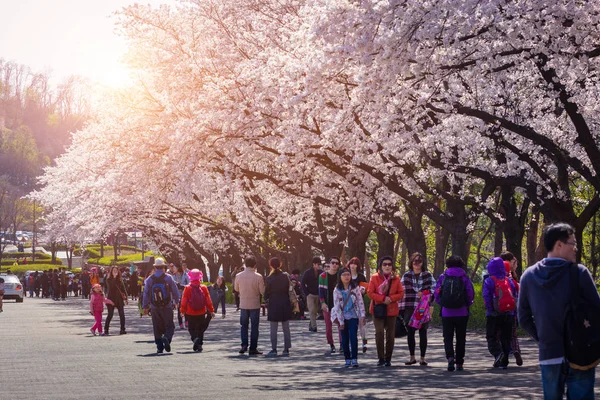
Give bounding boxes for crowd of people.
[3,222,597,399]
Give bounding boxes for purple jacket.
[434,267,475,317]
[483,257,517,316]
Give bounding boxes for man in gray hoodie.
[518,223,600,399]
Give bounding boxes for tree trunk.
[526,208,540,266]
[376,227,395,262]
[100,241,104,258]
[398,241,408,276]
[494,224,503,256]
[448,200,472,262]
[591,213,598,280]
[346,218,373,268]
[51,241,57,264]
[434,224,450,278]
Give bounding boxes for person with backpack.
[319,256,343,354]
[434,255,475,371]
[499,252,523,366]
[519,223,600,399]
[142,258,180,354]
[28,273,35,297]
[367,256,405,367]
[483,257,518,369]
[400,252,434,366]
[180,269,214,352]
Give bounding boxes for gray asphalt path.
[0,296,597,399]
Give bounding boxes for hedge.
[1,259,62,266]
[2,252,52,260]
[87,252,156,266]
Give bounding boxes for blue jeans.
[540,361,595,400]
[240,309,260,350]
[341,318,359,360]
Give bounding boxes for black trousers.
[442,316,469,365]
[486,314,513,366]
[186,314,211,345]
[105,305,126,333]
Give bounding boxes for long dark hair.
[346,257,363,273]
[269,257,281,275]
[107,266,122,282]
[336,267,356,291]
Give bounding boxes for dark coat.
[265,271,292,322]
[106,278,128,308]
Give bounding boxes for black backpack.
[150,274,171,307]
[440,275,466,309]
[564,264,600,370]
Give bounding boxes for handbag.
[395,315,408,338]
[373,277,393,319]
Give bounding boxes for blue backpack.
[150,274,171,307]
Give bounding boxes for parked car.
[0,274,24,302]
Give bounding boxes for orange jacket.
[180,283,214,316]
[367,273,404,317]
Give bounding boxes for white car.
[0,274,24,302]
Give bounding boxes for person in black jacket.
[301,257,322,332]
[264,257,292,357]
[104,266,129,335]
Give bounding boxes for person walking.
[519,223,600,399]
[264,257,293,357]
[60,268,68,300]
[129,269,139,301]
[483,257,518,369]
[367,256,404,367]
[302,257,323,333]
[172,264,190,329]
[234,256,265,355]
[211,276,228,318]
[434,255,475,371]
[231,266,242,311]
[347,257,368,353]
[142,258,180,354]
[331,267,366,368]
[319,257,342,354]
[81,269,91,299]
[500,252,523,366]
[105,266,129,335]
[41,270,50,298]
[89,284,114,336]
[180,269,214,352]
[400,252,434,366]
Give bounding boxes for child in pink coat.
[90,283,114,336]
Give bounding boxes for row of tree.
[34,0,600,281]
[0,58,94,263]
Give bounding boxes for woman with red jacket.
[180,269,215,352]
[367,256,405,367]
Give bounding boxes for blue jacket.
[482,257,517,316]
[518,258,600,362]
[142,270,180,309]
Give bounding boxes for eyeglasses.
[413,259,423,263]
[330,261,339,265]
[565,241,578,247]
[382,262,393,267]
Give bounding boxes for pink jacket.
[90,292,113,313]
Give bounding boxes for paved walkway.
[0,296,597,399]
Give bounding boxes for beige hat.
[154,258,166,267]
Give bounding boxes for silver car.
[0,274,24,302]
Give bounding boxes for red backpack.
[491,276,516,313]
[189,285,206,311]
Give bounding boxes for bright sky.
[0,0,174,88]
